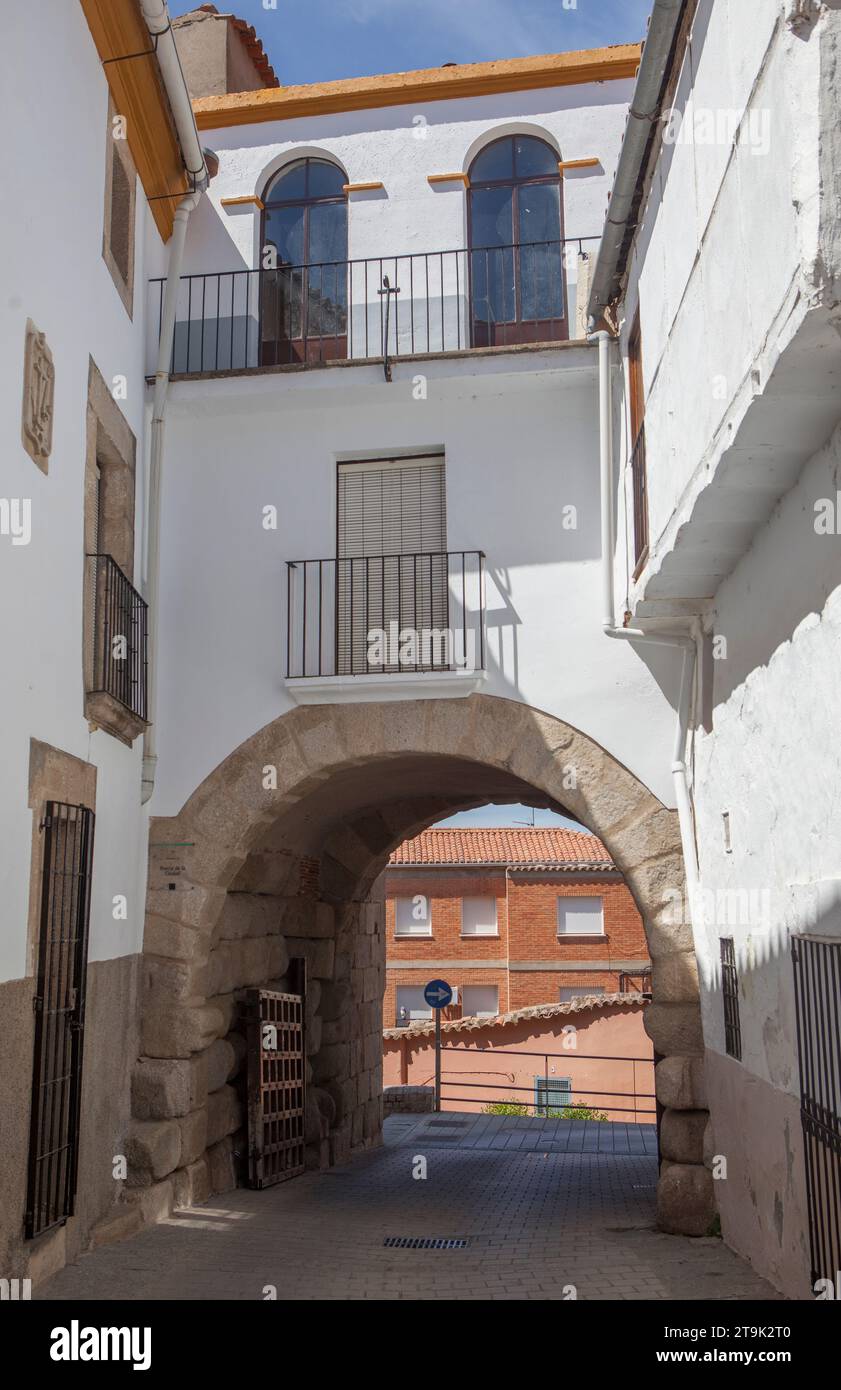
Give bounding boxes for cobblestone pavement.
[39,1114,781,1301]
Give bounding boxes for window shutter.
[336,457,447,673]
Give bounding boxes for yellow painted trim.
[342,181,385,193]
[221,195,265,209]
[79,0,190,241]
[558,157,600,172]
[193,44,642,130]
[428,172,470,187]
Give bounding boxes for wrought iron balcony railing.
[150,238,599,376]
[286,550,486,679]
[86,554,148,720]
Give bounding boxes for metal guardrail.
[150,237,599,375]
[86,553,148,720]
[434,1046,656,1119]
[286,549,485,679]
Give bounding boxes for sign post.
[424,979,453,1113]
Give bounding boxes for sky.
[171,0,653,85]
[437,804,585,831]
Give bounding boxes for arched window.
[260,158,348,364]
[468,135,566,346]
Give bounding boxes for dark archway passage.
[133,696,710,1236]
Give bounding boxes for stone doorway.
[131,695,710,1236]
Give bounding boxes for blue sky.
[438,804,584,830]
[172,1,652,85]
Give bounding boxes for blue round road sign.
[424,979,453,1009]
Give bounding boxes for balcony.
[284,550,486,703]
[149,238,598,377]
[85,553,149,742]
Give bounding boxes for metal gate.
[244,963,306,1188]
[25,801,96,1239]
[792,935,841,1289]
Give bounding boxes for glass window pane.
[307,160,347,198]
[470,137,514,182]
[557,896,604,935]
[307,202,347,264]
[461,897,498,935]
[306,203,347,335]
[470,186,513,249]
[518,182,561,243]
[517,243,564,321]
[265,160,307,202]
[515,136,559,178]
[264,205,305,266]
[395,896,431,934]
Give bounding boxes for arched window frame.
[466,134,568,346]
[258,157,349,365]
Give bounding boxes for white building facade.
[592,0,841,1298]
[2,0,837,1302]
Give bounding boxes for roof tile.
[388,825,613,869]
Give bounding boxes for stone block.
[655,1055,708,1111]
[311,1041,349,1083]
[144,916,210,963]
[305,1015,323,1057]
[285,936,335,980]
[142,1004,224,1059]
[173,1156,211,1208]
[127,1120,181,1180]
[177,1107,209,1166]
[656,1162,716,1236]
[205,1038,237,1093]
[132,1054,207,1120]
[206,1137,237,1194]
[660,1108,710,1165]
[207,1085,242,1147]
[125,1176,176,1227]
[143,955,209,1005]
[651,951,700,1004]
[644,1002,704,1057]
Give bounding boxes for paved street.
[38,1114,780,1301]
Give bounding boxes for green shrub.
[483,1100,529,1115]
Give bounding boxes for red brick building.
[384,827,650,1028]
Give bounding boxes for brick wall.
[383,866,648,1027]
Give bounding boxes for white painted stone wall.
[0,4,158,984]
[608,0,841,1297]
[147,76,691,820]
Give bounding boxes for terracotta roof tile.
[388,825,613,869]
[383,992,645,1039]
[195,5,280,88]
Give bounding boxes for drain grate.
[383,1236,468,1250]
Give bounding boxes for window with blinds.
[336,456,448,674]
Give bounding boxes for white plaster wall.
[0,3,156,982]
[617,0,825,580]
[688,422,841,1296]
[143,78,634,366]
[151,350,683,817]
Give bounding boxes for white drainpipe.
[590,329,700,895]
[139,0,209,803]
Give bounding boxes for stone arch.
[131,695,711,1236]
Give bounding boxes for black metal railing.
[433,1047,656,1120]
[86,554,148,720]
[150,237,599,375]
[25,801,95,1239]
[286,550,485,679]
[792,936,841,1290]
